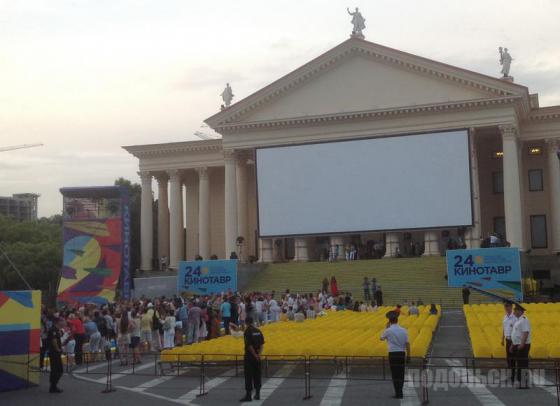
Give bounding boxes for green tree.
[0,216,62,300]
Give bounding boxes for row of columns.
[139,150,250,271]
[140,168,215,271]
[547,138,560,253]
[140,130,560,270]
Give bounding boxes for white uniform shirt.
[511,315,531,345]
[502,312,517,339]
[380,324,409,352]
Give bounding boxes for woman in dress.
[129,310,142,364]
[116,311,131,366]
[162,309,176,349]
[330,276,339,297]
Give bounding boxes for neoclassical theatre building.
[124,36,560,271]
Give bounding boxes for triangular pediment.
[205,38,529,130]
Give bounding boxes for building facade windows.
[493,216,506,237]
[492,171,504,194]
[530,215,548,249]
[528,169,544,192]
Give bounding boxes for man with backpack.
[149,303,163,351]
[94,311,111,361]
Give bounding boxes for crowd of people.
[40,278,434,370]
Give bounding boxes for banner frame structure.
[57,186,131,306]
[446,247,523,301]
[177,259,238,296]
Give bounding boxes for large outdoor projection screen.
[256,130,472,237]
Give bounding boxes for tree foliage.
[0,216,62,297]
[0,178,143,302]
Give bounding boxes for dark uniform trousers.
[244,355,262,393]
[388,351,406,397]
[511,344,531,386]
[505,339,514,381]
[75,333,85,365]
[49,351,63,390]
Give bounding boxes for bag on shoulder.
[152,311,162,331]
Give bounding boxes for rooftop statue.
[347,7,366,37]
[221,83,234,108]
[499,47,513,78]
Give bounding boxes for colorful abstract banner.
[446,247,523,301]
[0,290,41,392]
[58,186,130,306]
[177,260,238,295]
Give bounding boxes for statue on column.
[499,47,513,78]
[347,7,366,38]
[220,83,234,109]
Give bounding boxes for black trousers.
[511,344,531,386]
[49,352,63,390]
[389,351,406,397]
[244,356,262,393]
[505,339,514,382]
[40,338,48,369]
[223,317,231,335]
[74,333,85,365]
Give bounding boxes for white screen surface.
[256,130,472,237]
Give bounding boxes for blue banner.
[446,248,522,301]
[177,260,238,295]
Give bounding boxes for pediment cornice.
[528,106,560,121]
[205,38,530,131]
[213,96,521,133]
[123,139,222,159]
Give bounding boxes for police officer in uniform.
[501,301,517,383]
[240,316,265,402]
[380,311,410,399]
[510,304,531,389]
[48,317,64,393]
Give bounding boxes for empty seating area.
[464,303,560,359]
[160,306,441,364]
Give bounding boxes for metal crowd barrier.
[38,351,560,405]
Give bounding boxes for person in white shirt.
[510,304,531,388]
[501,302,517,383]
[269,299,281,322]
[255,297,266,326]
[380,312,410,399]
[408,302,419,316]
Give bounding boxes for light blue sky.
[1,0,559,216]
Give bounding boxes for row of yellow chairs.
[161,307,441,362]
[465,303,560,359]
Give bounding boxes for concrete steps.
[243,257,491,308]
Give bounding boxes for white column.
[168,169,184,270]
[139,171,153,271]
[236,157,248,260]
[197,167,210,260]
[259,238,273,262]
[156,175,169,265]
[500,125,525,250]
[546,138,560,253]
[385,232,400,257]
[294,237,309,261]
[466,128,482,248]
[224,150,238,258]
[422,231,440,256]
